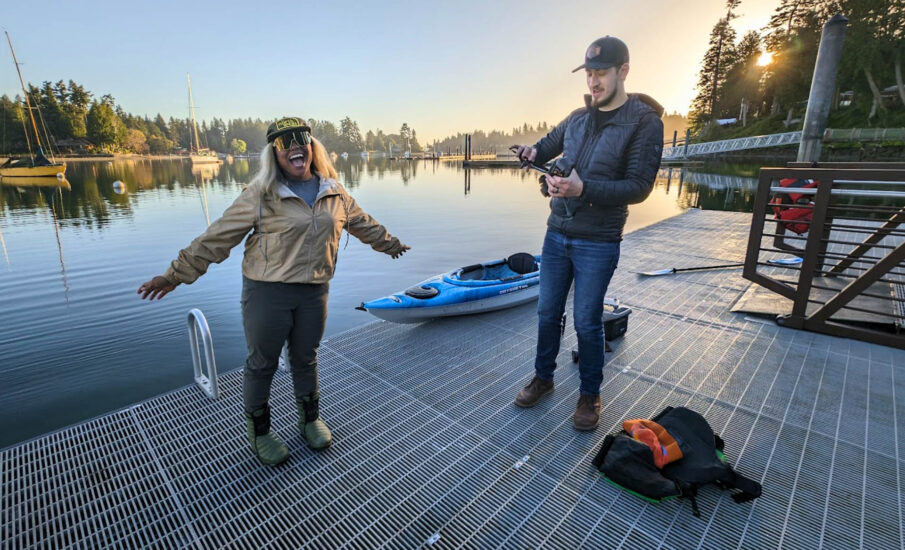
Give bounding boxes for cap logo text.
[275,118,301,131]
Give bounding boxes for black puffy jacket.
[533,93,664,242]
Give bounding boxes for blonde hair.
[251,136,339,198]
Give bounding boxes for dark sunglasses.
[272,130,312,151]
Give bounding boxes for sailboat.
[187,74,221,165]
[0,32,66,178]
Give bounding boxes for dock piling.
[798,13,848,162]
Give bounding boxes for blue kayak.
[358,253,541,323]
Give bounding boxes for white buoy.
[112,181,126,194]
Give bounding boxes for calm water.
[0,158,754,447]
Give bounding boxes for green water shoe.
[245,404,290,465]
[297,393,333,449]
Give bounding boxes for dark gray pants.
[241,277,329,413]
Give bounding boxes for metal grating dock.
[3,209,904,549]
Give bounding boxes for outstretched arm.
[137,187,257,300]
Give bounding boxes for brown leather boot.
[573,394,601,431]
[514,376,554,408]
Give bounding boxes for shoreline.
[2,153,223,163]
[59,154,190,162]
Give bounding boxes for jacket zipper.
[308,197,317,280]
[559,113,596,221]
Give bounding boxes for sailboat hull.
[190,155,221,165]
[0,163,66,177]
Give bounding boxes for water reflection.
[191,162,221,226]
[0,215,8,269]
[49,187,71,304]
[0,159,771,231]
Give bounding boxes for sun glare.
[757,52,774,67]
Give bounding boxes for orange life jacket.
[770,178,818,235]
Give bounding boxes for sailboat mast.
[5,31,43,150]
[187,73,201,154]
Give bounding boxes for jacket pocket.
[244,232,284,278]
[261,233,283,275]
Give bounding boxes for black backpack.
[591,406,762,517]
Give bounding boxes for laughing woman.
[138,117,409,465]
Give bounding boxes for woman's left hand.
[389,244,411,259]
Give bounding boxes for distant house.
[882,85,904,106]
[838,90,854,107]
[54,138,92,154]
[838,86,903,108]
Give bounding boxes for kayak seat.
[507,253,538,275]
[458,264,485,281]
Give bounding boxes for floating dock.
[2,210,903,549]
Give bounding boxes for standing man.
[513,36,664,430]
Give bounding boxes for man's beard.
[592,87,618,108]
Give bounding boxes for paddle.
[638,257,802,277]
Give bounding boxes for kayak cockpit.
[446,253,540,286]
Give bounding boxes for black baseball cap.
[572,36,629,73]
[266,116,312,143]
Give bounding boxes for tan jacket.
[163,177,402,285]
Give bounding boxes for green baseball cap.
[266,116,312,143]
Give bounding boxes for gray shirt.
[286,174,320,207]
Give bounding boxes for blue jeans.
[534,230,620,395]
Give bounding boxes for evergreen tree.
[689,15,738,132]
[32,82,69,144]
[761,0,828,118]
[339,116,364,152]
[399,122,411,151]
[308,119,340,152]
[154,114,169,139]
[0,95,27,153]
[364,129,376,151]
[719,31,765,122]
[86,100,121,151]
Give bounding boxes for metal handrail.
[769,186,905,198]
[743,164,905,349]
[187,308,219,400]
[663,131,802,159]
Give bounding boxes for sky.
[2,0,782,142]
